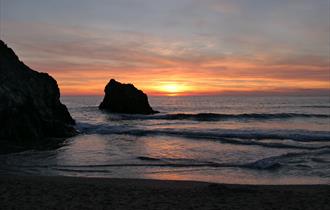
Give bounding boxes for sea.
[1,96,330,184]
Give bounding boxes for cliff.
[0,40,76,152]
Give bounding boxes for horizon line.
[61,92,330,97]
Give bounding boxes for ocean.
[1,96,329,184]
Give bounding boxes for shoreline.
[1,176,329,210]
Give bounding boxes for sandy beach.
[0,176,329,210]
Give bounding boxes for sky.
[1,0,329,96]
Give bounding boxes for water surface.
[1,96,329,184]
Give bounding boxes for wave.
[300,105,330,108]
[49,162,280,172]
[77,122,330,149]
[40,149,330,172]
[50,161,281,171]
[246,149,330,170]
[2,149,328,175]
[107,112,330,122]
[137,156,161,161]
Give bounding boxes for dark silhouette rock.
[0,40,77,153]
[99,79,158,114]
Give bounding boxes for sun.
[155,83,188,96]
[162,84,180,93]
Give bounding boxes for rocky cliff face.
[0,40,76,152]
[99,79,158,114]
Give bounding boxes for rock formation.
[0,40,76,153]
[99,79,158,114]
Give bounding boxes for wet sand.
[0,176,329,210]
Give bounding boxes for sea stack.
[0,40,76,152]
[99,79,158,114]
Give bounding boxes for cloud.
[2,19,329,95]
[207,0,240,14]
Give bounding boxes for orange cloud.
[3,21,329,96]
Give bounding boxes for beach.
[1,176,329,210]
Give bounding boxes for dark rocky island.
[99,79,158,114]
[0,40,76,153]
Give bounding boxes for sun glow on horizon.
[162,84,180,93]
[155,83,191,96]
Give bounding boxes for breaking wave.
[77,122,330,147]
[107,112,330,122]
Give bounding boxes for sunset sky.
[1,0,329,96]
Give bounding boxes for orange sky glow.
[45,55,329,96]
[1,0,329,96]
